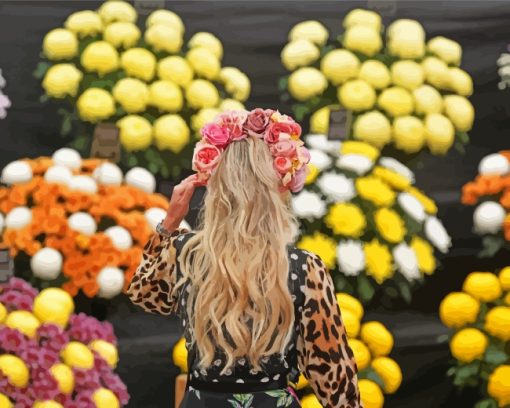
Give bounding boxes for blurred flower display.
[497,45,510,90]
[0,69,11,119]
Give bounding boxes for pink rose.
[264,122,295,144]
[201,123,230,148]
[273,156,293,175]
[217,110,248,141]
[270,140,296,157]
[298,146,311,163]
[244,108,274,138]
[192,141,221,174]
[289,165,308,193]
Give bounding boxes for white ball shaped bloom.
[424,216,451,253]
[97,266,125,299]
[68,175,98,194]
[104,226,133,250]
[336,240,365,276]
[393,243,420,281]
[5,206,32,230]
[336,154,373,175]
[478,153,510,176]
[30,247,63,280]
[93,162,123,185]
[398,192,426,223]
[291,190,327,219]
[379,157,415,183]
[309,149,332,171]
[473,201,506,234]
[68,212,97,236]
[44,165,73,185]
[1,161,33,185]
[125,167,156,194]
[317,173,355,202]
[144,207,166,231]
[52,148,82,169]
[305,134,342,154]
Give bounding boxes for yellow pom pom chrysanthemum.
[463,272,502,302]
[50,363,74,394]
[378,86,414,117]
[77,88,115,123]
[188,32,223,60]
[484,306,510,341]
[342,309,360,338]
[158,56,194,87]
[374,207,406,244]
[5,310,40,338]
[103,22,141,49]
[117,115,153,152]
[371,357,402,394]
[450,328,488,363]
[65,11,103,38]
[81,41,119,75]
[488,365,510,408]
[145,24,183,54]
[352,111,391,148]
[0,355,29,387]
[220,67,251,102]
[92,388,120,408]
[89,339,119,368]
[343,25,382,57]
[289,20,329,46]
[149,80,183,112]
[33,287,74,327]
[61,342,95,370]
[98,0,137,24]
[121,48,156,82]
[321,49,360,86]
[360,321,394,357]
[43,28,78,61]
[348,339,371,371]
[392,116,426,154]
[325,203,366,237]
[281,39,320,71]
[297,232,337,269]
[338,79,376,111]
[146,9,184,34]
[113,78,150,113]
[186,79,220,109]
[359,379,384,408]
[364,240,393,284]
[42,64,83,99]
[358,60,391,90]
[187,47,220,81]
[288,68,327,102]
[356,176,396,207]
[153,114,190,154]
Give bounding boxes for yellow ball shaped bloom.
[342,309,361,338]
[356,176,396,207]
[448,67,473,97]
[146,9,184,35]
[463,272,502,302]
[191,108,221,132]
[113,77,150,113]
[444,95,474,132]
[187,47,220,81]
[387,19,425,40]
[338,79,376,111]
[341,141,380,161]
[407,186,438,215]
[499,267,510,290]
[186,79,220,109]
[359,379,384,408]
[158,56,194,87]
[65,11,103,38]
[427,36,462,66]
[121,48,156,82]
[387,34,425,60]
[424,113,455,155]
[172,337,188,372]
[50,363,74,394]
[450,328,488,363]
[61,341,95,369]
[81,41,119,75]
[488,365,510,407]
[0,355,29,387]
[0,303,6,324]
[77,88,115,123]
[219,99,245,112]
[153,114,190,153]
[359,60,391,90]
[364,240,394,284]
[98,0,137,24]
[33,402,63,408]
[413,85,444,115]
[219,67,251,102]
[117,115,153,152]
[422,57,450,90]
[289,20,329,46]
[89,339,119,368]
[297,232,337,269]
[301,394,322,408]
[391,60,424,91]
[374,207,406,244]
[373,166,410,191]
[485,306,510,341]
[33,287,74,327]
[321,49,360,85]
[281,39,320,71]
[43,28,78,61]
[439,292,480,329]
[343,25,382,57]
[336,293,364,320]
[0,393,12,408]
[103,22,141,49]
[353,111,391,148]
[348,339,371,371]
[378,87,414,117]
[360,321,394,357]
[371,357,402,394]
[343,8,382,32]
[310,106,330,134]
[410,236,436,275]
[149,80,183,112]
[42,64,83,99]
[325,203,366,237]
[288,68,327,102]
[392,116,425,153]
[92,388,120,408]
[188,32,223,60]
[145,24,183,53]
[5,310,40,338]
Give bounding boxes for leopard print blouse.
[127,228,361,408]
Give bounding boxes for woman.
[127,109,361,407]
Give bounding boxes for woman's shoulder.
[287,247,328,285]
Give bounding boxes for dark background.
[1,1,510,406]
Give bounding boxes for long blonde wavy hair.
[178,136,299,372]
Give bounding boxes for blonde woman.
[127,109,361,407]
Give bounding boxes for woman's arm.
[297,252,362,408]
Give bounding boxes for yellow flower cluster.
[283,8,474,157]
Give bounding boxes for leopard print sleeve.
[297,252,362,408]
[126,228,189,315]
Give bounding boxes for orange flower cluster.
[0,157,167,298]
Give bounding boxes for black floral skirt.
[179,386,302,407]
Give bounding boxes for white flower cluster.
[0,69,11,119]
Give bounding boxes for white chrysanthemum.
[317,172,355,202]
[97,266,125,299]
[5,206,32,230]
[336,154,373,175]
[1,160,33,185]
[30,247,63,280]
[379,157,415,183]
[424,216,451,253]
[68,175,98,194]
[398,192,426,223]
[478,153,510,176]
[309,149,332,171]
[44,165,73,185]
[104,226,133,250]
[473,201,505,234]
[93,162,123,185]
[393,243,420,281]
[52,148,82,169]
[291,190,327,219]
[336,240,365,276]
[68,212,97,236]
[305,134,342,154]
[125,167,156,193]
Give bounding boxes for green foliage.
[479,236,505,258]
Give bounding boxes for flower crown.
[192,109,311,193]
